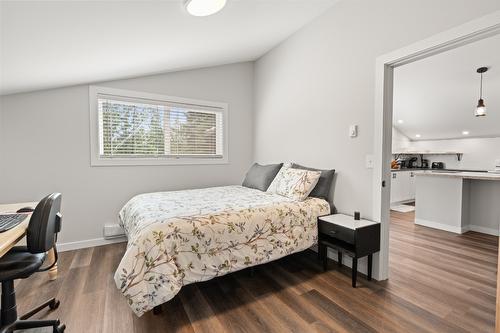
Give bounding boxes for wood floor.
[15,211,498,332]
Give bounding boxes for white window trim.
[89,86,229,166]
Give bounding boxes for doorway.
[373,12,500,331]
[372,11,500,281]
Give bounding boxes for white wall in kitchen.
[392,127,412,152]
[409,137,500,170]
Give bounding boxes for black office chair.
[0,193,65,333]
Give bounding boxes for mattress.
[114,185,330,316]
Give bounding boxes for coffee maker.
[408,157,419,168]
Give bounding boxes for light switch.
[349,125,358,138]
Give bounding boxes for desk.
[0,202,58,280]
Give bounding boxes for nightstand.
[318,214,380,287]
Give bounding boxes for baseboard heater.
[103,224,126,239]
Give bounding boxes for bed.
[114,185,330,316]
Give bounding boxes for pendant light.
[475,67,488,117]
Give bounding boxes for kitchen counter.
[391,168,429,172]
[414,171,500,235]
[416,170,500,181]
[392,168,489,172]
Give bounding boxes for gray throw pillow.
[242,163,283,191]
[291,163,335,199]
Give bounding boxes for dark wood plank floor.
[15,211,498,332]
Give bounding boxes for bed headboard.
[325,172,337,214]
[290,163,337,214]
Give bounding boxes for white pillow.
[270,167,321,201]
[266,162,292,193]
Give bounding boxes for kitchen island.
[415,171,500,235]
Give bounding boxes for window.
[89,86,228,166]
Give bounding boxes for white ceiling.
[393,33,500,141]
[0,0,337,95]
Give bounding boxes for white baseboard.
[468,225,499,236]
[58,236,127,252]
[415,218,464,234]
[415,219,499,236]
[391,199,415,205]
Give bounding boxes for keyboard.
[0,214,27,233]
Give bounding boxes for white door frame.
[372,10,500,280]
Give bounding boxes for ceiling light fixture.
[475,67,488,117]
[462,131,470,135]
[185,0,227,17]
[415,134,421,138]
[397,119,404,124]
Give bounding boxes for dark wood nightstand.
[318,214,380,287]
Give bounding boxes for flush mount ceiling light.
[185,0,227,17]
[397,119,404,124]
[462,130,470,135]
[475,67,488,117]
[415,134,421,138]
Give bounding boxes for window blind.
[97,95,224,158]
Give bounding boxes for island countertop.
[415,170,500,181]
[414,170,500,236]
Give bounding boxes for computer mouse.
[17,207,35,213]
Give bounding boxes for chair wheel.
[49,299,60,310]
[53,323,66,333]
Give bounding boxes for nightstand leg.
[352,257,357,288]
[367,254,373,281]
[337,251,342,267]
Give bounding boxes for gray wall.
[0,62,254,245]
[468,179,500,234]
[253,0,500,219]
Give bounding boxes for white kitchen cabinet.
[408,171,416,199]
[390,171,417,204]
[390,172,403,203]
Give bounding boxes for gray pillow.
[242,163,283,191]
[291,163,335,199]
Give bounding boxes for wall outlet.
[366,154,374,169]
[349,125,358,138]
[103,224,125,239]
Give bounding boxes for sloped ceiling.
[0,0,337,95]
[393,33,500,141]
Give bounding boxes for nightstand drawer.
[318,221,355,244]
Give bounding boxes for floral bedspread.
[114,185,330,316]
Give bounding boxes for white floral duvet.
[114,185,330,316]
